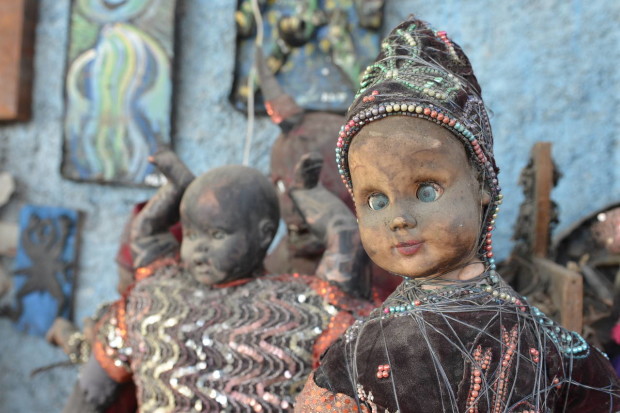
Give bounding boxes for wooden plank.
[61,0,178,186]
[533,257,583,333]
[532,142,554,257]
[0,0,37,121]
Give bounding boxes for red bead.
[376,372,383,379]
[449,120,456,126]
[485,245,492,251]
[486,252,494,258]
[486,239,492,244]
[423,108,431,115]
[437,113,444,121]
[431,110,438,118]
[443,117,450,124]
[372,90,379,95]
[382,371,389,378]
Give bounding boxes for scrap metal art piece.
[232,0,384,114]
[62,0,178,186]
[12,205,81,337]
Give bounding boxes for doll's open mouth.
[193,261,211,275]
[394,241,423,256]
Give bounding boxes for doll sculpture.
[256,46,401,300]
[295,16,620,412]
[70,149,373,412]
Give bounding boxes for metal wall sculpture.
[62,0,178,186]
[12,205,81,337]
[232,0,384,114]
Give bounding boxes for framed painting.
[62,0,179,186]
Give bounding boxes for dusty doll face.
[179,186,262,286]
[348,116,489,280]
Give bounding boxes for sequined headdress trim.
[335,16,502,270]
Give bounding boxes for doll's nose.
[194,242,209,253]
[389,215,416,231]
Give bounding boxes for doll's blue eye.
[368,193,389,210]
[212,229,226,240]
[417,184,441,202]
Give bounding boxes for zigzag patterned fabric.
[96,258,372,412]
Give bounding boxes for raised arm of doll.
[130,148,195,268]
[289,152,371,298]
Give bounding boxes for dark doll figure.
[82,150,373,412]
[296,16,620,413]
[256,46,401,300]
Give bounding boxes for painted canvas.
[12,205,81,337]
[232,0,384,114]
[62,0,178,186]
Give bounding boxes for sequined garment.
[296,275,620,412]
[97,259,373,412]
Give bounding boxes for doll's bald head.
[179,165,280,285]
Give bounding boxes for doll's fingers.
[149,148,195,187]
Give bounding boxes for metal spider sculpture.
[13,213,73,320]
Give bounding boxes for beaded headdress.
[336,15,503,271]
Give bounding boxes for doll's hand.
[289,152,353,237]
[46,317,79,354]
[290,153,370,297]
[148,147,195,189]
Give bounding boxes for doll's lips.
[394,241,423,256]
[192,260,211,275]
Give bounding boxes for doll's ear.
[481,187,492,206]
[258,219,276,250]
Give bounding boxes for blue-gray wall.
[1,1,618,411]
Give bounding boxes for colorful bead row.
[383,299,423,314]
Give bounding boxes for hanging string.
[242,0,265,166]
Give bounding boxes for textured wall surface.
[0,1,618,411]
